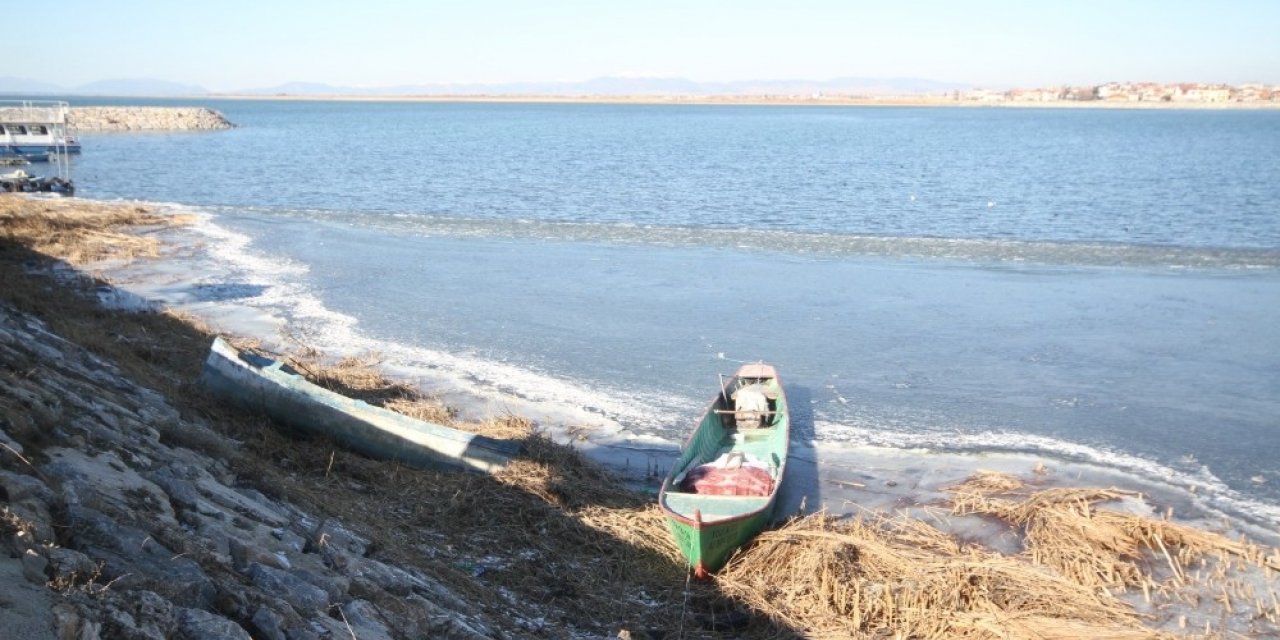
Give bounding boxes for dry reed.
[0,196,189,265]
[715,510,1158,639]
[948,472,1280,592]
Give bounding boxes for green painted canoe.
[659,363,789,576]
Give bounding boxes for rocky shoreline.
[0,302,510,639]
[68,107,234,131]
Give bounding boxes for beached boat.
[659,363,789,576]
[199,337,521,473]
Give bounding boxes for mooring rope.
[678,566,692,638]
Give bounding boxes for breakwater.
[68,106,234,131]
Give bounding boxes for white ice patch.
[813,420,1280,531]
[145,205,688,447]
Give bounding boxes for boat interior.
[663,367,788,515]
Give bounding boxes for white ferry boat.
[0,100,81,160]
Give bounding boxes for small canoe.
[659,363,789,576]
[199,337,521,473]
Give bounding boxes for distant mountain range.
[0,76,968,98]
[234,76,969,96]
[0,77,209,97]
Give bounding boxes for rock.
[63,505,216,609]
[21,548,48,584]
[293,568,348,603]
[129,591,175,639]
[0,469,52,503]
[68,107,234,132]
[53,590,177,640]
[249,607,288,640]
[173,607,251,640]
[348,560,412,597]
[46,547,98,584]
[44,448,179,527]
[53,602,88,639]
[144,466,201,515]
[227,537,290,571]
[6,496,56,545]
[102,604,147,639]
[399,593,495,640]
[0,424,22,456]
[245,563,329,612]
[192,475,288,527]
[338,600,395,640]
[296,517,369,557]
[0,556,58,640]
[213,586,248,619]
[0,470,57,543]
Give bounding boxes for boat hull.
[665,502,776,577]
[659,363,789,575]
[1,144,81,158]
[199,337,520,473]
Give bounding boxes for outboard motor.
[733,383,770,429]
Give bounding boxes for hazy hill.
[238,75,969,96]
[0,76,69,95]
[0,77,209,96]
[75,78,209,96]
[0,75,968,98]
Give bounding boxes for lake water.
[63,98,1280,527]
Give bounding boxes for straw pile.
[715,510,1156,639]
[715,471,1280,638]
[950,472,1280,634]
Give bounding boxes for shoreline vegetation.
[2,195,1279,638]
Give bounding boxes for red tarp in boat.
[680,465,774,496]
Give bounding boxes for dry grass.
[277,344,458,426]
[715,511,1157,639]
[948,472,1280,591]
[0,196,192,265]
[710,473,1280,638]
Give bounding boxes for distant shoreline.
[194,93,1280,109]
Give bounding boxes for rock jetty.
[68,107,234,131]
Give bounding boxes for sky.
[32,0,1280,91]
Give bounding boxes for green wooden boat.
[659,363,789,577]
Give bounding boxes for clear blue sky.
[38,0,1280,90]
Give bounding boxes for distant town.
[956,81,1279,104]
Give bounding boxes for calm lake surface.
[65,98,1280,523]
